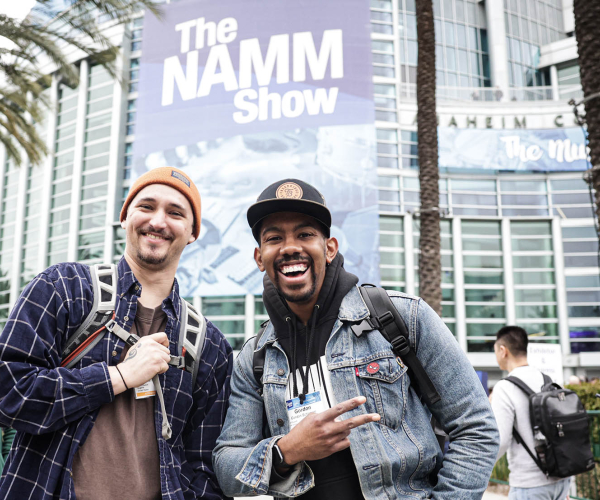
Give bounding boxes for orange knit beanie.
[119,167,201,239]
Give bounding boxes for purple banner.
[135,0,374,155]
[133,0,378,297]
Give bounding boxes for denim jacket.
[214,287,499,499]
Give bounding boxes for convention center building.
[0,0,597,382]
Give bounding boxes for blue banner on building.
[439,127,589,172]
[133,0,378,296]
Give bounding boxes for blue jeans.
[509,478,571,500]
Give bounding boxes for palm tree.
[0,0,160,166]
[416,0,442,315]
[572,0,600,234]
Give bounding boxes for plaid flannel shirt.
[0,258,233,499]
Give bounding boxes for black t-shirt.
[279,331,365,500]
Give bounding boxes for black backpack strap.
[252,320,270,393]
[512,427,547,474]
[503,375,549,474]
[504,376,536,397]
[358,286,441,406]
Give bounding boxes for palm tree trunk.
[573,0,600,229]
[416,0,442,315]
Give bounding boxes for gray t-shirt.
[72,302,165,500]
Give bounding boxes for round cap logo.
[366,362,380,374]
[276,182,303,200]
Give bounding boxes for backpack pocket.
[545,415,594,478]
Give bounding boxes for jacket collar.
[338,285,370,322]
[255,285,369,351]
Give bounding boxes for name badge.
[286,391,326,430]
[135,379,156,399]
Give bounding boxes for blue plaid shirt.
[0,258,233,499]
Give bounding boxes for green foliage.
[490,454,509,483]
[566,382,600,411]
[0,0,162,166]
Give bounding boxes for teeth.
[147,234,165,240]
[281,264,308,275]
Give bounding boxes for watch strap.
[273,440,293,469]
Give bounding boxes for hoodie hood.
[262,253,358,398]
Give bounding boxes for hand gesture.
[117,332,171,388]
[276,396,380,466]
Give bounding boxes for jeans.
[508,478,571,500]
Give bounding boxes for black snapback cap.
[247,179,332,242]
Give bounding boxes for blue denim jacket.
[214,287,499,499]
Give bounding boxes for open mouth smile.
[278,262,309,281]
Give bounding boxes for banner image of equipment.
[133,0,378,297]
[439,127,589,172]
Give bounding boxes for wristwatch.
[273,439,294,469]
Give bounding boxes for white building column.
[501,218,516,325]
[38,76,59,271]
[452,217,466,351]
[552,218,570,354]
[67,59,89,261]
[104,50,127,263]
[245,293,255,341]
[9,160,29,304]
[550,65,560,102]
[485,0,510,99]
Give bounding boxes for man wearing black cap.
[213,179,499,499]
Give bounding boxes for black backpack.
[252,285,446,449]
[505,373,595,478]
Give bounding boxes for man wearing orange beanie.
[0,167,233,500]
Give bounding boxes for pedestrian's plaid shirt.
[0,258,233,499]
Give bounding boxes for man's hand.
[110,333,171,392]
[276,396,380,467]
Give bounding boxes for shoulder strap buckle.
[371,310,394,330]
[389,335,410,356]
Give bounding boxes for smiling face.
[122,184,196,272]
[254,212,338,316]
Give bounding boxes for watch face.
[274,444,284,464]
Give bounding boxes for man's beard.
[273,254,318,304]
[137,249,167,266]
[135,225,171,266]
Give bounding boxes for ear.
[120,219,126,230]
[187,233,196,245]
[254,247,265,272]
[325,237,339,265]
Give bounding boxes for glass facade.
[0,1,596,376]
[504,0,563,95]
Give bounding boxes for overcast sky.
[0,0,36,19]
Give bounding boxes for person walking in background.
[213,178,499,499]
[491,326,571,500]
[0,167,233,499]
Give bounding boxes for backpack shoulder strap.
[61,264,118,368]
[512,427,547,473]
[503,376,537,397]
[252,320,270,392]
[358,285,441,406]
[178,299,206,384]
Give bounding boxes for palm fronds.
[0,0,161,166]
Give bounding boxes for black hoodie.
[262,253,365,500]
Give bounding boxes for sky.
[0,0,36,19]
